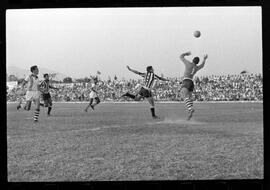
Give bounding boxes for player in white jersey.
[121,65,168,119]
[179,51,208,120]
[16,65,41,122]
[84,77,101,112]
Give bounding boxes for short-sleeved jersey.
[25,74,39,91]
[137,72,157,89]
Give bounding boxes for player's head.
[30,65,39,75]
[146,66,154,73]
[192,57,200,65]
[43,73,49,80]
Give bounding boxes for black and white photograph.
[6,6,263,182]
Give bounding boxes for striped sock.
[34,109,40,121]
[184,98,193,111]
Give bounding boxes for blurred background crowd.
[7,74,263,102]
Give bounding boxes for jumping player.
[39,73,59,116]
[179,51,208,120]
[121,65,168,119]
[17,65,41,122]
[84,76,101,112]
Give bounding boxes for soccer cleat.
[84,109,88,112]
[187,109,195,121]
[152,115,160,119]
[47,113,51,117]
[16,105,21,110]
[90,105,95,110]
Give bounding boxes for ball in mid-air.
[194,30,201,38]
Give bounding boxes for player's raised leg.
[121,92,135,99]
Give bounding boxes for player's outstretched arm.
[126,65,143,76]
[49,85,59,90]
[197,54,208,71]
[154,74,169,81]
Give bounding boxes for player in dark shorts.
[121,65,169,119]
[179,51,208,120]
[39,74,58,116]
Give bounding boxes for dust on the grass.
[147,117,206,126]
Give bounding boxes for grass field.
[7,102,263,181]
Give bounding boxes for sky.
[6,7,262,80]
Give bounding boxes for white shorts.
[25,91,41,101]
[89,91,98,99]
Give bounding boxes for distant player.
[16,65,41,122]
[121,65,168,119]
[179,51,208,120]
[16,80,26,110]
[84,76,101,112]
[39,73,59,116]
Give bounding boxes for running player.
[17,65,42,122]
[39,73,59,116]
[121,65,168,119]
[179,51,208,120]
[84,76,101,112]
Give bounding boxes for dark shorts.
[94,97,100,102]
[42,93,51,100]
[181,79,194,92]
[138,87,152,98]
[42,93,52,107]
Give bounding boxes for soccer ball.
[194,30,201,38]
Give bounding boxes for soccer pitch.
[7,102,263,181]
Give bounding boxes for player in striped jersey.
[39,73,59,116]
[16,65,41,122]
[179,51,208,120]
[121,65,169,119]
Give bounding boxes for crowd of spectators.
[7,74,263,102]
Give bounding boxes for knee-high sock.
[184,98,193,111]
[34,109,40,121]
[150,107,156,117]
[48,106,52,114]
